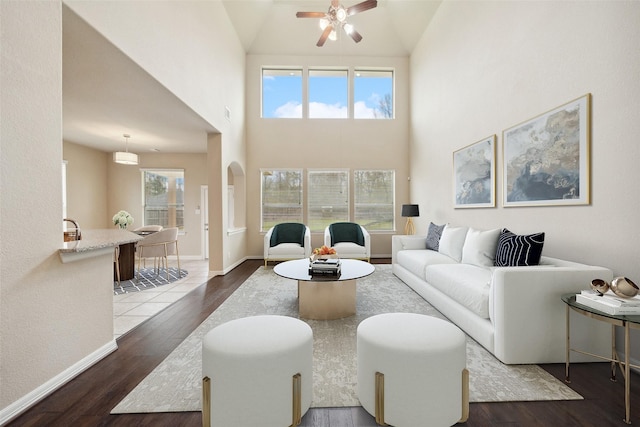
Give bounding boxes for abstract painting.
[454,135,496,208]
[503,94,591,207]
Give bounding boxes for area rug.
[111,265,581,413]
[113,267,188,295]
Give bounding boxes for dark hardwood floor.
[7,259,640,426]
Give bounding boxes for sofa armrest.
[391,235,427,264]
[303,226,311,258]
[491,265,613,364]
[263,227,274,259]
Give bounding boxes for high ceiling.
[62,1,440,154]
[225,0,440,57]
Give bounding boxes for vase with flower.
[113,210,134,230]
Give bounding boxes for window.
[354,70,393,119]
[142,169,185,229]
[307,170,349,231]
[262,69,302,118]
[261,169,303,231]
[308,69,348,118]
[262,67,394,119]
[354,170,395,231]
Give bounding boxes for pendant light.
[113,133,138,165]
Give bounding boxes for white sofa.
[392,229,612,364]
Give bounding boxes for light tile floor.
[113,259,213,339]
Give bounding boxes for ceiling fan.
[296,0,378,47]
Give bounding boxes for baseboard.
[0,339,118,425]
[210,256,249,276]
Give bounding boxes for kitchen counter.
[59,229,143,263]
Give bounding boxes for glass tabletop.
[562,293,640,324]
[273,258,375,282]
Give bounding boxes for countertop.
[59,229,143,263]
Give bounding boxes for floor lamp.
[401,204,419,235]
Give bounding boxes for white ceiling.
[62,1,440,154]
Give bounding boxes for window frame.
[261,66,395,120]
[308,68,349,119]
[260,168,304,232]
[141,168,185,230]
[353,69,394,119]
[261,68,303,119]
[307,169,350,232]
[353,169,395,231]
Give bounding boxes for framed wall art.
[453,135,496,208]
[502,94,591,207]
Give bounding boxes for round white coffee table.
[273,259,375,320]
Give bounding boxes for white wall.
[245,54,411,257]
[63,141,109,229]
[1,1,114,421]
[1,0,247,420]
[107,152,209,257]
[410,1,640,280]
[65,0,247,272]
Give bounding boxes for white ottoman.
[357,313,468,427]
[202,315,313,427]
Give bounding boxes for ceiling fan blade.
[347,0,377,16]
[346,27,363,43]
[317,24,333,47]
[296,11,326,18]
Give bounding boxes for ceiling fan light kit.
[296,0,377,47]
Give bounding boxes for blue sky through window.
[262,69,303,118]
[262,68,393,119]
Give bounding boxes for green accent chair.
[264,223,311,267]
[324,222,370,262]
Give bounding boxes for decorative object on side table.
[611,276,639,298]
[113,210,134,230]
[401,204,419,235]
[579,277,639,315]
[590,278,610,295]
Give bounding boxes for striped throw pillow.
[494,228,545,266]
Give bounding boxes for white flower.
[113,210,134,229]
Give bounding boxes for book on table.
[309,258,341,276]
[576,290,640,315]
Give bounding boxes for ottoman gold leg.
[375,371,388,426]
[202,376,211,427]
[460,368,469,423]
[290,373,302,427]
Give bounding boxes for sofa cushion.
[494,228,545,266]
[268,243,306,256]
[397,250,458,281]
[461,228,501,267]
[438,225,468,262]
[425,222,445,251]
[425,264,492,318]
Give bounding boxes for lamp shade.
[401,204,419,217]
[113,151,139,165]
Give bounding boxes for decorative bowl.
[310,253,339,262]
[610,277,639,298]
[590,278,610,295]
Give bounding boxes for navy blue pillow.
[425,222,445,251]
[494,228,545,266]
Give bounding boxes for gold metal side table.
[562,293,640,424]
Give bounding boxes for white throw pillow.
[438,225,469,262]
[461,228,501,267]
